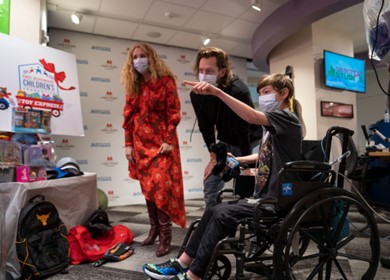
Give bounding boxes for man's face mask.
[258,93,280,112]
[198,73,217,86]
[133,57,149,74]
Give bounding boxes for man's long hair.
[193,47,234,88]
[120,42,176,97]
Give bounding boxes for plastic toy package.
[364,0,390,62]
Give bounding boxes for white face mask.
[258,93,280,112]
[198,73,217,85]
[133,57,149,74]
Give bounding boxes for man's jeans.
[203,142,242,208]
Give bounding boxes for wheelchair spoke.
[332,258,349,280]
[334,222,371,251]
[305,257,328,280]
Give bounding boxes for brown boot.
[156,208,172,257]
[142,200,159,246]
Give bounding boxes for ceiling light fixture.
[251,0,261,12]
[71,12,83,24]
[202,35,211,46]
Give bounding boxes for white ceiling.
[46,0,367,66]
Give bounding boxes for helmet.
[56,157,81,175]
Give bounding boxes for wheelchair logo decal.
[282,183,293,196]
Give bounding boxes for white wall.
[10,0,41,43]
[269,26,317,139]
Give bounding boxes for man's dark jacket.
[190,75,259,156]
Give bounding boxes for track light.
[251,0,261,12]
[202,35,211,46]
[71,12,83,24]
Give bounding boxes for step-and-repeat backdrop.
[49,29,247,206]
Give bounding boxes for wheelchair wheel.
[273,188,380,280]
[207,255,231,280]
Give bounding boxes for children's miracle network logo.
[55,138,75,150]
[101,123,118,134]
[57,38,75,49]
[101,59,118,70]
[176,54,190,64]
[101,91,117,101]
[102,156,118,167]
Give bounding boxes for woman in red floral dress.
[121,42,186,257]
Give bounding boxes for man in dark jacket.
[190,47,258,208]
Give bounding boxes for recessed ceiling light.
[251,0,261,12]
[147,31,161,38]
[71,12,83,24]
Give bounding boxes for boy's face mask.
[258,93,280,112]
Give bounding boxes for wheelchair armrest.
[283,160,331,171]
[253,198,278,225]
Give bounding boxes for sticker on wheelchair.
[281,183,293,196]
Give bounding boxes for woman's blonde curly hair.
[120,42,176,97]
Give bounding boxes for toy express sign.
[0,33,84,136]
[16,59,76,117]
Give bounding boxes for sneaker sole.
[142,266,177,280]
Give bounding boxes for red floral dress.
[122,76,186,228]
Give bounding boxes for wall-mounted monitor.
[323,50,366,93]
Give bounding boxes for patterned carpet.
[46,198,390,279]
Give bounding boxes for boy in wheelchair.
[143,73,302,280]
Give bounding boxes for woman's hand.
[183,80,220,96]
[158,143,173,154]
[125,146,135,163]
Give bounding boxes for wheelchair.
[177,126,380,280]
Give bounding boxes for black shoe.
[381,257,390,269]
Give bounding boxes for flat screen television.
[323,50,366,93]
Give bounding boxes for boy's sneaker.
[172,272,192,279]
[142,258,188,279]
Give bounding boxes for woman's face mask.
[133,57,149,74]
[258,93,280,112]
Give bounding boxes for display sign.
[0,33,84,136]
[321,100,354,118]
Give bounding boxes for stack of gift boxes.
[0,137,53,183]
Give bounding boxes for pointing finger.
[183,80,197,86]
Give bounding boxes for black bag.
[84,208,112,238]
[16,195,69,279]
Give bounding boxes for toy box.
[23,144,52,166]
[1,141,22,165]
[12,108,51,134]
[16,165,47,182]
[0,165,16,183]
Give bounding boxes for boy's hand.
[183,80,219,96]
